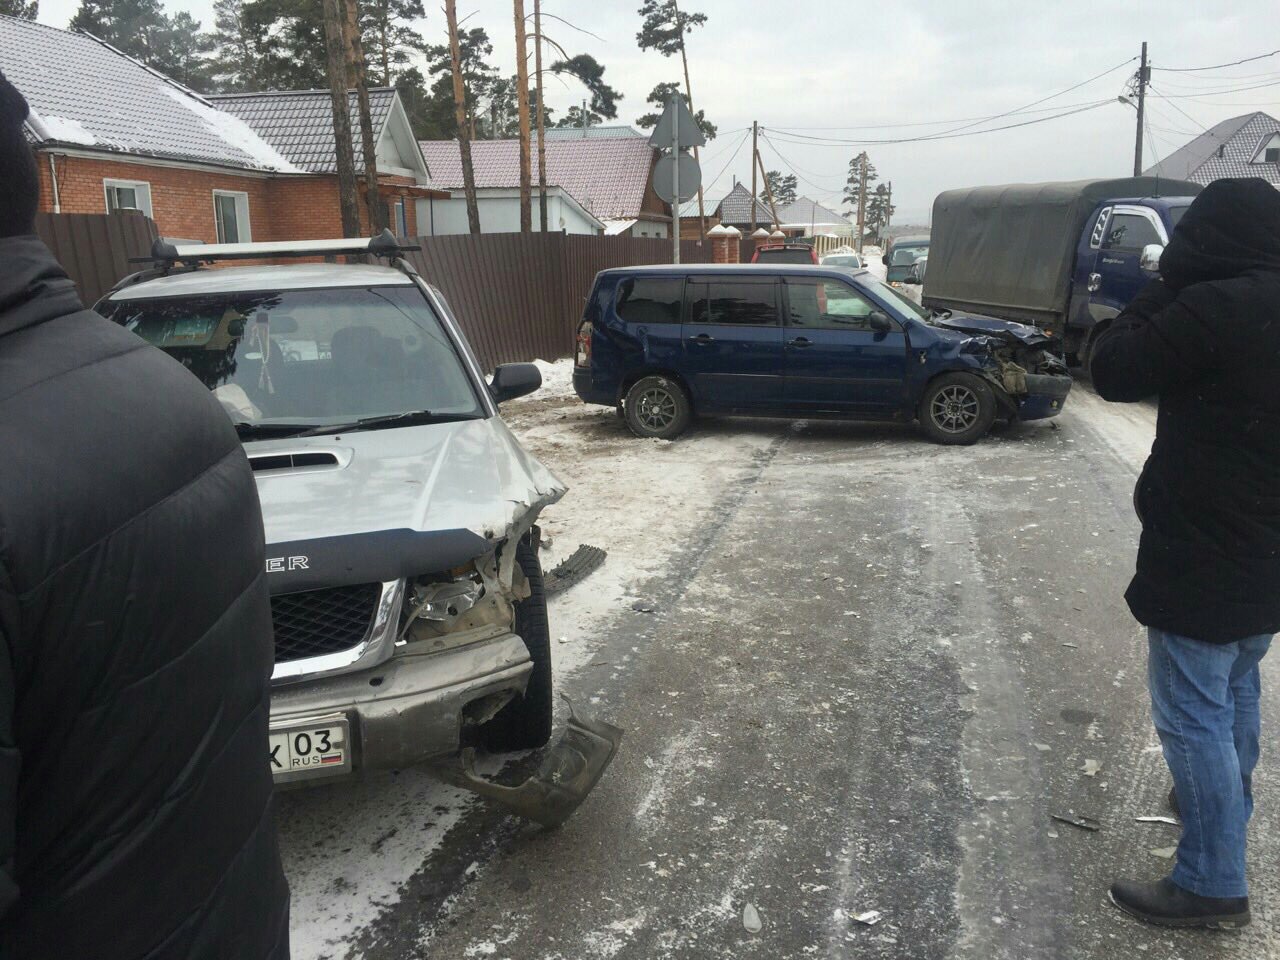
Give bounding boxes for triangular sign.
[648,96,706,149]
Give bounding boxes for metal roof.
[0,14,297,171]
[209,89,399,174]
[715,183,776,226]
[1145,111,1280,187]
[777,196,852,229]
[418,135,656,220]
[109,263,413,301]
[542,125,645,140]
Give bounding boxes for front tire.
[480,539,553,752]
[624,375,692,439]
[918,373,996,445]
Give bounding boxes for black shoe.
[1169,786,1180,818]
[1109,877,1250,929]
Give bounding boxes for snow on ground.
[861,245,887,282]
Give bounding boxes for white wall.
[630,220,669,239]
[415,188,602,236]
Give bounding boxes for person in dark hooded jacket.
[0,73,289,957]
[1092,177,1280,929]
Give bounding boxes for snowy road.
[277,367,1280,960]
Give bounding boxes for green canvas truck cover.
[924,177,1201,325]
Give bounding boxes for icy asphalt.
[277,375,1280,960]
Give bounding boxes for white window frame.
[212,190,252,244]
[103,178,153,218]
[1251,132,1280,164]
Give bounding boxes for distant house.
[714,182,778,234]
[1144,111,1280,189]
[1,14,443,243]
[777,197,853,238]
[418,127,672,237]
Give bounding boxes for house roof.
[0,14,297,172]
[1144,111,1280,187]
[777,196,851,229]
[716,182,776,226]
[208,88,399,175]
[418,135,657,220]
[543,125,645,140]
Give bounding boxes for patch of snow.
[531,357,576,402]
[38,115,97,146]
[158,86,303,173]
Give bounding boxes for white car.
[820,252,863,269]
[901,254,929,305]
[97,234,590,798]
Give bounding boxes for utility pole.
[534,0,547,232]
[756,149,778,228]
[856,151,868,254]
[343,0,383,232]
[671,96,680,264]
[1133,41,1149,177]
[750,121,758,234]
[670,0,705,237]
[446,0,481,234]
[514,0,532,233]
[322,0,361,237]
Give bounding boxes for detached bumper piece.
[433,697,623,827]
[1018,373,1073,421]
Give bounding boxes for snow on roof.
[542,125,646,141]
[603,218,638,235]
[209,89,398,175]
[777,196,851,228]
[418,135,656,220]
[1145,111,1280,187]
[0,14,298,172]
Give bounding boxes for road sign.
[653,151,701,204]
[648,96,706,150]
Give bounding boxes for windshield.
[101,285,483,430]
[756,248,814,263]
[1168,204,1191,228]
[861,275,930,321]
[891,246,928,265]
[822,255,861,267]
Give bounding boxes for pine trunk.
[446,0,481,234]
[534,0,547,233]
[344,0,383,232]
[513,0,532,233]
[322,0,361,237]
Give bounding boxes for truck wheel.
[1082,321,1110,379]
[624,375,691,439]
[919,373,996,445]
[480,539,553,752]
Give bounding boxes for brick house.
[418,126,673,238]
[1,14,444,243]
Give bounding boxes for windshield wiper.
[233,421,317,440]
[290,410,480,438]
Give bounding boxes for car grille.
[271,583,383,663]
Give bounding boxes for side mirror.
[490,362,542,403]
[1140,243,1164,275]
[881,254,889,265]
[868,310,893,332]
[903,272,920,285]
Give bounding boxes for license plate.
[269,714,351,782]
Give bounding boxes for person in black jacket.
[0,73,289,957]
[1092,177,1280,930]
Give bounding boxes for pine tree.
[208,0,264,91]
[0,0,38,19]
[760,170,797,205]
[634,81,716,139]
[423,26,496,139]
[361,0,426,87]
[866,183,895,242]
[842,153,877,214]
[549,54,618,122]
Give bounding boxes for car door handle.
[787,337,813,348]
[687,333,715,344]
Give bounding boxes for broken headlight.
[398,552,528,652]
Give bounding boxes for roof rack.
[130,229,421,266]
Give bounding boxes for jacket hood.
[0,235,85,338]
[1159,177,1280,291]
[930,310,1055,347]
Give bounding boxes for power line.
[700,127,751,193]
[1154,48,1280,72]
[1148,78,1280,99]
[759,132,850,200]
[1147,84,1212,135]
[763,99,1115,147]
[762,99,1118,132]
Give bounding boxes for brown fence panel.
[404,232,712,370]
[34,211,157,306]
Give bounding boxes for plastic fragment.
[1034,743,1052,752]
[853,910,882,926]
[1051,813,1101,831]
[1150,846,1177,859]
[742,903,762,933]
[631,600,656,613]
[1081,758,1102,777]
[1136,815,1179,825]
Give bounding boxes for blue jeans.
[1148,627,1271,898]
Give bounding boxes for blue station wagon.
[572,264,1072,445]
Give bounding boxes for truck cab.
[1066,197,1192,361]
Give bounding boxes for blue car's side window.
[785,279,878,331]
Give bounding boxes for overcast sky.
[37,0,1280,223]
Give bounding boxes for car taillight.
[575,321,592,367]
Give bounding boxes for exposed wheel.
[919,373,996,445]
[1082,321,1111,380]
[624,375,691,439]
[480,539,552,752]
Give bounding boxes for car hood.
[247,417,566,589]
[929,311,1055,347]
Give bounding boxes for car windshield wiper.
[233,421,318,440]
[290,410,481,438]
[931,308,953,320]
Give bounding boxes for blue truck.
[918,177,1202,368]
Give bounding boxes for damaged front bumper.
[1016,373,1072,421]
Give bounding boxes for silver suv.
[97,234,578,797]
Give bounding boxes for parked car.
[883,234,930,283]
[925,177,1201,368]
[821,252,863,269]
[573,264,1072,445]
[901,254,928,304]
[752,242,819,264]
[97,233,574,792]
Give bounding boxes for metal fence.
[31,213,710,368]
[403,233,712,369]
[34,211,157,306]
